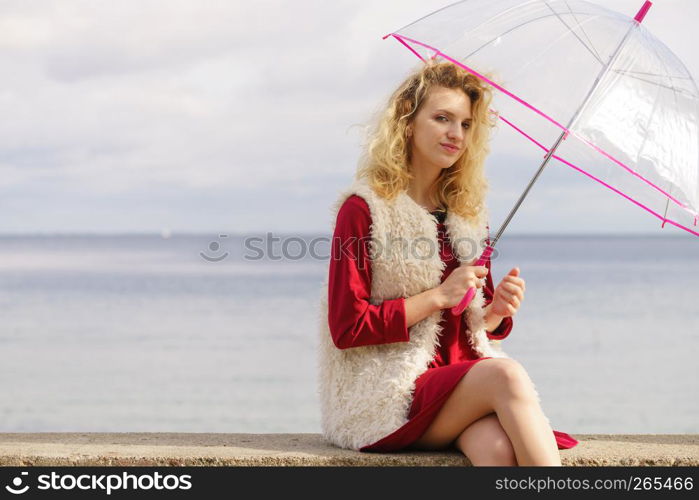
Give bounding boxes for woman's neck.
[407,165,442,212]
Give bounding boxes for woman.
[317,61,578,466]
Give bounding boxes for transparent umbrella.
[383,0,699,314]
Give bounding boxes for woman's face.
[408,86,472,171]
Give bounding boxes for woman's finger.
[502,276,526,294]
[494,289,515,309]
[502,276,526,290]
[508,292,520,308]
[496,293,517,314]
[500,289,521,308]
[499,281,524,299]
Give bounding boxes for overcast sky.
[1,0,697,235]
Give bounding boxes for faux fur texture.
[317,178,537,451]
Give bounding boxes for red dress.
[327,195,579,453]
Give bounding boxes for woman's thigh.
[410,358,529,450]
[454,413,517,466]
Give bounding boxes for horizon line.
[0,231,693,239]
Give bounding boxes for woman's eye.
[462,122,470,129]
[436,115,448,122]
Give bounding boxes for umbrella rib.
[613,68,692,81]
[551,149,699,237]
[497,114,699,237]
[639,25,699,207]
[610,71,697,98]
[387,0,541,48]
[393,35,695,217]
[617,31,696,193]
[662,188,672,227]
[385,0,477,36]
[392,34,426,62]
[461,19,695,98]
[643,28,683,112]
[544,1,603,65]
[528,108,696,220]
[462,11,604,66]
[634,74,663,168]
[562,0,603,63]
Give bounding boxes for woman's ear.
[406,125,413,138]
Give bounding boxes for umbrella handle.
[451,287,476,315]
[450,245,494,316]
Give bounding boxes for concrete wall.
[0,433,697,466]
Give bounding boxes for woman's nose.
[447,124,463,141]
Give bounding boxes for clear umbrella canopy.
[388,0,699,235]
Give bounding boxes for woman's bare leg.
[491,373,561,466]
[454,413,517,466]
[411,358,561,466]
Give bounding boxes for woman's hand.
[490,267,525,318]
[434,263,488,309]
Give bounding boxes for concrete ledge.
[0,434,697,466]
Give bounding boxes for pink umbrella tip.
[382,33,393,40]
[634,1,652,23]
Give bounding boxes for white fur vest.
[316,178,510,451]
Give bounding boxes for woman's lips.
[440,143,459,153]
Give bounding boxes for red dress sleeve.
[327,195,410,350]
[482,235,514,341]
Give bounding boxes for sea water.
[0,233,696,434]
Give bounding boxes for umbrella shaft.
[491,130,566,246]
[490,17,642,247]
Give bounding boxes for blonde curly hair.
[356,60,497,220]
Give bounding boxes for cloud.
[0,0,696,233]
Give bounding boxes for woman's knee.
[482,358,538,404]
[488,432,517,466]
[456,414,517,466]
